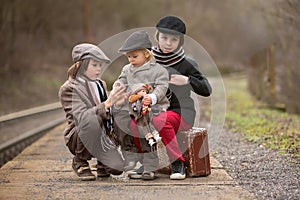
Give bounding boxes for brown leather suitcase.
[177,127,211,177]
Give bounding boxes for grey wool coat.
[117,57,169,112]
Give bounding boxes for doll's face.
[158,32,180,53]
[137,89,147,96]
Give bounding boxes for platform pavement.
[0,124,256,200]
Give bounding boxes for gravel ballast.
[211,129,300,200]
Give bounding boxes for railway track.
[0,102,65,167]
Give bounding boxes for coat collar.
[74,76,98,106]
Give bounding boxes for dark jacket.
[165,57,212,126]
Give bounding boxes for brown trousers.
[67,131,92,164]
[66,131,123,175]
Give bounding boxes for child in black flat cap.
[151,16,212,180]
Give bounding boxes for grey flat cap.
[118,30,152,53]
[72,43,111,64]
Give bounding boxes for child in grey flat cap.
[113,30,169,180]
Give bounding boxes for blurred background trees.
[248,0,300,114]
[0,0,299,115]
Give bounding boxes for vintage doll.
[128,83,161,147]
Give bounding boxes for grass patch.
[224,75,300,159]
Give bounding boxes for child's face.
[158,32,180,53]
[84,59,102,80]
[125,50,148,67]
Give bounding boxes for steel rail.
[0,102,65,167]
[0,102,62,123]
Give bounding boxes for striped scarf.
[151,46,185,67]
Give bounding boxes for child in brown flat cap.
[59,43,127,181]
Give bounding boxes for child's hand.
[105,85,126,109]
[142,94,152,105]
[112,81,122,89]
[169,74,189,85]
[114,91,129,108]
